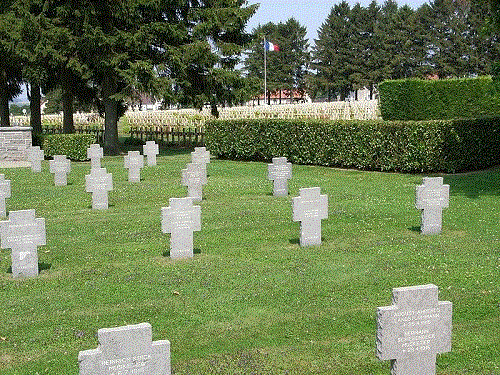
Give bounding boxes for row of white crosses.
[76,283,452,375]
[161,147,209,259]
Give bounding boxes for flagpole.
[264,36,267,106]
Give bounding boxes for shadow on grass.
[6,262,52,274]
[162,248,201,257]
[444,168,500,199]
[289,238,326,245]
[408,226,421,232]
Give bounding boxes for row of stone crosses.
[3,146,452,374]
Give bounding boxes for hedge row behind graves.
[205,118,500,173]
[43,134,95,161]
[378,76,500,121]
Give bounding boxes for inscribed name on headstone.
[0,174,11,217]
[49,155,71,186]
[124,151,144,182]
[0,209,46,278]
[292,187,328,247]
[161,197,201,259]
[181,163,207,202]
[78,322,170,375]
[377,284,452,375]
[191,147,210,166]
[26,146,44,172]
[143,141,159,166]
[85,168,113,210]
[415,177,449,235]
[267,157,292,196]
[87,144,104,169]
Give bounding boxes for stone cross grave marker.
[87,144,104,169]
[0,209,46,278]
[49,155,71,186]
[78,322,170,375]
[268,157,292,196]
[292,187,328,247]
[415,177,449,235]
[124,151,144,182]
[27,146,44,172]
[161,197,201,259]
[0,174,11,217]
[143,141,159,166]
[191,146,210,166]
[377,284,452,375]
[85,168,113,210]
[181,163,207,202]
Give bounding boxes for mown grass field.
[0,149,499,374]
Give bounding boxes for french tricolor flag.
[265,40,279,52]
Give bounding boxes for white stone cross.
[0,174,11,217]
[26,146,44,172]
[87,144,104,169]
[292,187,328,247]
[49,155,71,186]
[161,197,201,259]
[268,157,292,196]
[124,151,144,182]
[181,162,207,202]
[415,177,449,235]
[85,168,113,210]
[191,147,210,165]
[0,209,46,278]
[377,284,452,375]
[143,141,159,166]
[78,322,170,375]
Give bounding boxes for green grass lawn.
[0,150,499,374]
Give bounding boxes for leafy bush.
[205,118,500,173]
[43,134,96,161]
[378,76,500,121]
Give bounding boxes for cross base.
[391,354,436,375]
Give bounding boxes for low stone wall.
[0,127,32,161]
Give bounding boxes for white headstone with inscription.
[27,146,44,172]
[161,197,201,259]
[416,177,449,235]
[0,209,46,278]
[268,157,292,196]
[292,187,328,247]
[143,141,159,166]
[0,174,11,217]
[78,322,170,375]
[124,151,144,182]
[85,168,113,210]
[377,284,452,375]
[181,163,207,202]
[87,144,104,169]
[49,155,71,186]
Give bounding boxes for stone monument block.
[78,322,170,375]
[292,187,328,247]
[161,197,201,259]
[377,284,452,375]
[415,177,449,235]
[143,141,159,166]
[181,163,207,202]
[85,168,113,210]
[49,155,71,186]
[268,157,292,196]
[124,151,144,182]
[87,144,104,169]
[0,174,11,217]
[27,146,44,172]
[0,209,46,278]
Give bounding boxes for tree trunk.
[61,88,74,133]
[0,91,9,127]
[103,74,120,155]
[29,83,42,134]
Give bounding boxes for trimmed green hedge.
[43,134,96,161]
[379,76,500,121]
[205,118,500,173]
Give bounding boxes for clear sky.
[245,0,431,45]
